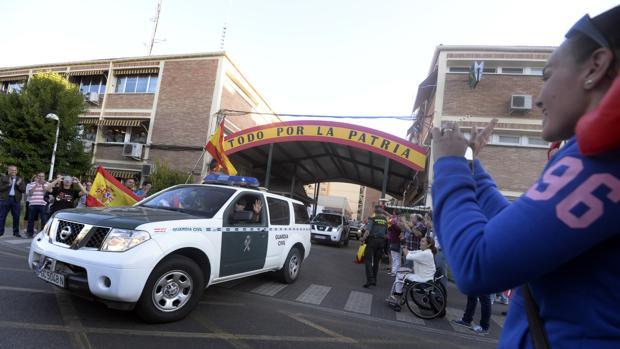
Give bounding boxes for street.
[0,235,504,349]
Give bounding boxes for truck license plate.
[36,258,65,288]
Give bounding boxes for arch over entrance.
[222,120,429,204]
[224,121,427,171]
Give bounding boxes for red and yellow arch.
[223,121,428,171]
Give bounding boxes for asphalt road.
[0,235,506,349]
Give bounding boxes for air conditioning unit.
[122,143,143,160]
[510,95,532,111]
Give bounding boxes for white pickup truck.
[28,176,311,323]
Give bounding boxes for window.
[102,126,148,144]
[102,127,128,143]
[115,74,159,93]
[140,186,235,218]
[293,203,310,224]
[496,135,521,144]
[526,136,548,146]
[226,193,265,226]
[483,67,497,73]
[1,81,25,93]
[527,67,544,76]
[129,127,148,144]
[78,125,98,142]
[74,75,107,94]
[268,197,291,225]
[501,67,524,74]
[448,67,469,73]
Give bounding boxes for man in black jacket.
[0,165,26,237]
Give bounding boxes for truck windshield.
[140,186,235,218]
[312,213,342,226]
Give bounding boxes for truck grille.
[55,220,84,246]
[85,227,110,249]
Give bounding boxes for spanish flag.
[86,166,141,207]
[205,117,238,175]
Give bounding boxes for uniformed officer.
[361,206,389,288]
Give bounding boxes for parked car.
[348,221,362,240]
[29,175,311,323]
[310,212,350,247]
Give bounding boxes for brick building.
[409,45,556,202]
[0,52,278,181]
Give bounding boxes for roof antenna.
[220,0,232,51]
[147,0,164,55]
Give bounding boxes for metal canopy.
[228,140,423,200]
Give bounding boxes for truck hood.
[53,207,201,230]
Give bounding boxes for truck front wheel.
[135,255,205,323]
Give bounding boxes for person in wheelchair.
[386,236,437,311]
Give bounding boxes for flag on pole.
[469,61,484,88]
[86,166,141,207]
[205,117,238,175]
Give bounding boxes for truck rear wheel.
[135,255,205,323]
[277,247,302,283]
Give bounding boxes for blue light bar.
[203,174,260,188]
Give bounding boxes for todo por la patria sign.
[223,121,427,171]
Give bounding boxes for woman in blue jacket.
[431,6,620,348]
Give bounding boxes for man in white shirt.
[26,172,48,238]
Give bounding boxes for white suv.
[310,212,350,247]
[28,177,311,323]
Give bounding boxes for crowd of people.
[0,165,151,238]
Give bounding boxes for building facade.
[410,45,555,202]
[0,52,278,181]
[305,182,383,221]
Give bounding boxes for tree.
[0,72,90,177]
[148,159,188,194]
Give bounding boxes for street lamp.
[46,113,60,181]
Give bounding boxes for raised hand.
[469,118,498,157]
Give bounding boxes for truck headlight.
[42,219,53,237]
[101,229,150,252]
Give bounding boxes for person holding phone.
[47,175,87,214]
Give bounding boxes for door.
[265,196,291,268]
[219,192,268,277]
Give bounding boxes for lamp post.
[46,113,60,181]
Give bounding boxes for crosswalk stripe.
[445,307,474,334]
[250,282,287,297]
[395,309,426,325]
[343,291,372,315]
[4,239,32,245]
[491,314,505,328]
[296,284,331,305]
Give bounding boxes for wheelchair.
[386,269,447,320]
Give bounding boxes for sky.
[1,0,617,138]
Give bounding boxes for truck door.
[265,196,291,268]
[220,192,268,277]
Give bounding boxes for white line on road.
[4,239,32,245]
[491,314,505,328]
[395,309,426,325]
[0,285,54,294]
[344,291,372,315]
[295,284,331,305]
[251,282,288,296]
[283,312,356,343]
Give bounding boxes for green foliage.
[0,72,90,177]
[148,159,188,194]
